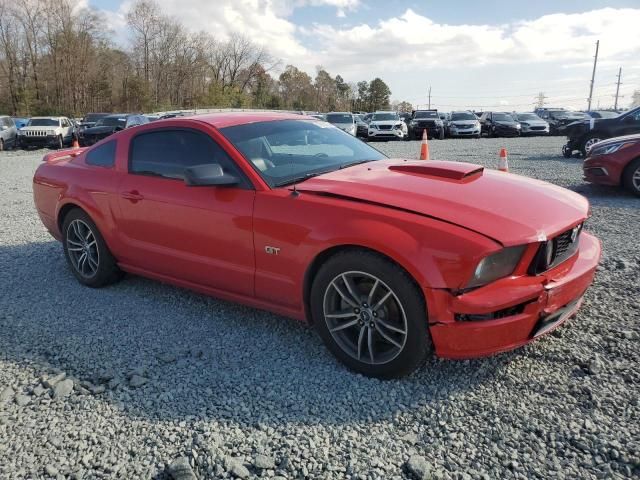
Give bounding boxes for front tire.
[438,129,445,140]
[62,209,123,288]
[581,134,603,157]
[622,158,640,197]
[57,135,63,150]
[311,250,431,378]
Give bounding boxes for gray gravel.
[0,137,638,479]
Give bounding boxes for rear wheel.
[622,158,640,197]
[57,135,63,149]
[311,250,431,378]
[438,129,445,140]
[62,209,123,287]
[0,139,4,151]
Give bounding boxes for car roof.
[30,116,65,119]
[188,112,315,129]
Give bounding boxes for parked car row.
[320,109,557,141]
[0,112,156,150]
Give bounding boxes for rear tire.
[62,209,123,288]
[311,249,431,379]
[57,135,63,150]
[0,139,4,152]
[622,158,640,197]
[438,129,445,140]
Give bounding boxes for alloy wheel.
[584,137,602,153]
[323,271,408,365]
[633,167,640,192]
[66,219,100,278]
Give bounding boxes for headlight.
[467,246,526,288]
[47,130,55,135]
[436,120,443,126]
[393,124,402,130]
[515,124,521,129]
[369,124,377,130]
[589,141,635,157]
[520,122,529,127]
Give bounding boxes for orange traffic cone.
[498,147,509,172]
[72,137,80,149]
[419,129,430,160]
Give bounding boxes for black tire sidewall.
[62,209,121,288]
[311,250,431,379]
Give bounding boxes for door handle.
[121,190,144,202]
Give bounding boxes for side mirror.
[184,163,239,187]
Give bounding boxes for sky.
[88,0,640,111]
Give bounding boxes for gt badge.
[265,246,281,255]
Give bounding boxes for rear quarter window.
[86,140,116,168]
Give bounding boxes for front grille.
[529,224,582,274]
[417,120,436,127]
[530,126,546,131]
[24,130,48,137]
[378,125,391,130]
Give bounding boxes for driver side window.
[129,129,248,188]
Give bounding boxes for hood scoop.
[388,161,484,181]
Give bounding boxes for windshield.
[326,114,353,124]
[28,118,59,127]
[96,117,126,128]
[515,113,540,121]
[451,112,476,121]
[492,113,514,122]
[590,111,619,119]
[83,113,108,123]
[414,111,438,119]
[372,113,398,121]
[221,120,387,187]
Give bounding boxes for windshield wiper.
[339,159,375,170]
[274,169,337,188]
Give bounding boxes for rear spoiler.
[42,147,88,163]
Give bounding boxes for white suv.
[18,116,75,149]
[367,111,408,141]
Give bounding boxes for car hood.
[370,120,403,127]
[590,133,640,148]
[450,120,478,126]
[332,123,355,129]
[521,120,548,126]
[495,121,519,128]
[82,126,117,135]
[20,126,58,131]
[298,160,589,246]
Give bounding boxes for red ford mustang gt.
[33,113,601,378]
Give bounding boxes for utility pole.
[535,92,547,109]
[428,86,431,110]
[614,67,622,110]
[587,40,599,111]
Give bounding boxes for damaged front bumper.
[425,232,601,359]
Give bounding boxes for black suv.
[479,112,521,137]
[407,110,444,140]
[562,106,640,157]
[78,114,149,146]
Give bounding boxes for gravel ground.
[0,136,638,480]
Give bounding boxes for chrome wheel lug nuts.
[354,308,360,314]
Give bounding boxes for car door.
[114,127,256,297]
[619,109,640,136]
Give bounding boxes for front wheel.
[622,158,640,197]
[562,145,573,158]
[62,209,123,288]
[581,135,603,157]
[57,135,63,150]
[438,129,445,140]
[311,250,431,378]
